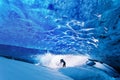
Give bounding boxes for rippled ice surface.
[0,0,99,54]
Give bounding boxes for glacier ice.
[0,0,120,79]
[0,57,73,80]
[90,6,120,72]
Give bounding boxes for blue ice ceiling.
[0,0,115,53]
[0,0,104,53]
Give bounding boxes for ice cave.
[0,0,120,80]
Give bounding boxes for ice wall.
[91,4,120,72]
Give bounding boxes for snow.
[33,53,89,68]
[1,57,119,80]
[33,53,120,78]
[92,62,120,77]
[0,57,73,80]
[59,67,116,80]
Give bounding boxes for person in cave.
[60,59,66,67]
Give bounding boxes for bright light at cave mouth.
[33,53,90,68]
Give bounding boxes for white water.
[34,53,89,68]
